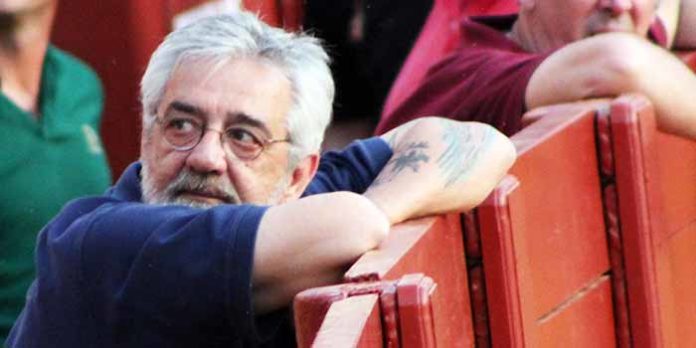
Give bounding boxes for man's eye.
[166,118,198,133]
[227,128,262,146]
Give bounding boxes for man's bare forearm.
[253,192,389,313]
[527,33,696,139]
[365,117,516,224]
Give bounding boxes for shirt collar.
[107,162,144,202]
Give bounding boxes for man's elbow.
[331,192,391,256]
[584,33,659,96]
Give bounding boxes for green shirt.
[0,46,112,342]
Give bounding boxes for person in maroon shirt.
[376,0,696,140]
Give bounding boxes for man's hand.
[253,191,389,313]
[365,117,517,224]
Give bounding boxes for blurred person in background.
[0,0,111,343]
[376,0,696,140]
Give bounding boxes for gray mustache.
[165,170,240,204]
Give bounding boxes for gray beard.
[140,162,290,208]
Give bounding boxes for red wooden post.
[598,94,696,347]
[295,275,440,348]
[312,294,384,348]
[345,215,475,347]
[476,101,617,347]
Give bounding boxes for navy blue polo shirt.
[8,138,391,347]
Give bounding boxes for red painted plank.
[513,103,610,316]
[655,223,696,348]
[478,101,614,346]
[344,214,474,347]
[294,284,354,348]
[312,294,383,348]
[476,176,524,347]
[604,94,696,346]
[533,276,616,347]
[295,275,444,348]
[396,274,437,348]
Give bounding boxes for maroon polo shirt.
[375,15,667,136]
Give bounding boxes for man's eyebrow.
[227,112,273,137]
[168,101,206,117]
[166,102,275,137]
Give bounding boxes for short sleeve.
[377,46,547,136]
[304,137,393,196]
[22,199,269,346]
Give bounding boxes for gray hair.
[140,11,334,161]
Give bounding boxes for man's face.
[140,57,296,208]
[531,0,657,47]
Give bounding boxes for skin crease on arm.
[250,117,516,314]
[526,32,696,139]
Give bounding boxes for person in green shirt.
[0,0,112,342]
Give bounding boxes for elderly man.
[376,0,696,139]
[7,12,515,347]
[0,0,111,343]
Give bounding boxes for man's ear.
[281,153,320,202]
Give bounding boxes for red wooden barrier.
[297,95,695,346]
[473,101,616,347]
[295,274,439,348]
[597,94,696,347]
[294,214,472,347]
[345,214,473,347]
[312,294,383,347]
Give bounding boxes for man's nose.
[185,130,227,175]
[598,0,633,15]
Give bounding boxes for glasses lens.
[162,116,201,148]
[224,127,264,160]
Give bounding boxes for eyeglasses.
[155,115,291,161]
